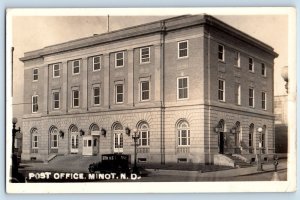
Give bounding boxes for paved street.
[18,155,287,182]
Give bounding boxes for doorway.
[219,132,224,154]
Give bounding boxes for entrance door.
[219,132,224,154]
[71,134,79,153]
[114,133,123,153]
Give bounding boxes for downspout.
[160,21,166,165]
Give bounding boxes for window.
[72,89,79,108]
[139,123,150,146]
[177,77,188,100]
[178,40,188,58]
[249,88,254,107]
[115,52,124,67]
[53,91,60,109]
[218,80,225,101]
[93,56,101,71]
[218,44,225,61]
[262,92,266,110]
[235,84,241,105]
[261,126,266,152]
[115,84,124,103]
[32,95,38,113]
[33,68,38,81]
[140,47,150,63]
[140,81,150,101]
[93,86,100,105]
[177,121,190,146]
[249,124,254,151]
[72,60,80,75]
[261,63,266,76]
[53,64,60,78]
[50,127,59,148]
[249,57,254,72]
[234,51,240,67]
[31,128,38,149]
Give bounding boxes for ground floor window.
[177,121,190,146]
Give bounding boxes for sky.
[11,14,289,119]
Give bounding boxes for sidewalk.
[147,161,287,178]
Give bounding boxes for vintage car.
[88,154,131,174]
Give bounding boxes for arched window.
[113,123,123,153]
[249,123,254,153]
[30,128,38,153]
[70,125,79,151]
[49,126,59,149]
[89,123,100,135]
[177,121,190,146]
[138,123,150,146]
[235,121,241,146]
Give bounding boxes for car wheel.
[89,165,95,173]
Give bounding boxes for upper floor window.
[262,92,267,110]
[218,44,225,62]
[115,52,124,68]
[53,64,60,78]
[33,68,38,81]
[218,79,225,102]
[93,86,100,106]
[177,77,189,100]
[32,95,38,113]
[235,83,241,105]
[140,47,150,63]
[177,121,190,146]
[93,56,101,71]
[140,81,150,101]
[178,40,188,58]
[249,57,254,72]
[53,91,60,109]
[72,89,79,108]
[115,84,124,104]
[72,60,80,75]
[249,88,254,107]
[261,63,266,76]
[234,51,240,67]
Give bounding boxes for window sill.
[218,60,225,64]
[177,56,189,60]
[139,61,150,65]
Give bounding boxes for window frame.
[53,91,60,110]
[218,44,225,62]
[249,57,254,72]
[177,121,190,147]
[139,124,150,147]
[51,132,59,149]
[52,64,60,78]
[140,47,151,64]
[249,88,255,108]
[72,60,80,75]
[178,40,188,59]
[33,68,39,81]
[32,95,38,113]
[218,79,225,102]
[262,91,267,110]
[234,51,240,67]
[115,84,124,104]
[93,56,101,71]
[93,85,101,106]
[177,76,189,100]
[115,51,124,68]
[140,80,150,101]
[72,89,80,108]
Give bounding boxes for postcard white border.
[6,7,296,193]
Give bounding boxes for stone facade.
[20,15,278,164]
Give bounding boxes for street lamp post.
[132,127,140,174]
[257,127,263,171]
[12,117,21,180]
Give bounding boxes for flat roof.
[20,14,278,62]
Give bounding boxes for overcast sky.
[11,14,288,115]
